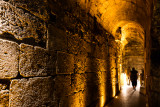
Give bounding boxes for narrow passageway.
[105,81,147,107]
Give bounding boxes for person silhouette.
[130,67,138,90]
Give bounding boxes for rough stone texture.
[0,39,19,79]
[9,77,55,107]
[74,55,87,74]
[19,43,34,76]
[48,8,120,105]
[0,89,9,107]
[19,43,54,77]
[8,0,49,21]
[0,1,47,47]
[71,74,86,93]
[56,52,74,74]
[54,75,71,97]
[0,0,126,107]
[47,25,68,52]
[0,83,9,107]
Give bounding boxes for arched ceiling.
[47,0,154,47]
[76,0,153,45]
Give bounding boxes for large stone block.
[0,89,9,107]
[59,92,82,107]
[0,81,9,107]
[19,43,34,77]
[9,77,55,107]
[71,74,86,93]
[47,25,67,51]
[54,75,72,97]
[0,1,47,46]
[19,44,55,77]
[9,0,49,20]
[57,52,74,74]
[0,39,19,79]
[67,34,82,55]
[74,55,87,74]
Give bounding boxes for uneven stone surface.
[0,90,9,107]
[9,77,55,107]
[0,39,19,79]
[0,0,47,47]
[54,75,72,98]
[19,43,54,77]
[19,43,34,77]
[56,52,74,74]
[0,82,9,107]
[47,25,68,51]
[8,0,49,21]
[148,1,160,107]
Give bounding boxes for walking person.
[130,67,138,90]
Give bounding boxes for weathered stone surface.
[0,39,19,79]
[74,55,87,74]
[59,92,82,107]
[19,43,34,77]
[47,25,67,51]
[71,74,86,93]
[54,75,71,97]
[9,77,55,107]
[19,43,54,77]
[0,1,47,46]
[57,52,74,74]
[0,89,9,107]
[33,46,49,74]
[67,34,83,55]
[9,0,49,21]
[47,51,57,76]
[0,82,9,107]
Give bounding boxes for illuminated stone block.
[19,44,54,77]
[59,92,81,107]
[0,39,19,79]
[19,43,34,76]
[71,74,86,93]
[74,55,87,73]
[9,77,55,107]
[0,89,9,106]
[57,52,74,74]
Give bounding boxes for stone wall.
[0,0,120,107]
[148,1,160,106]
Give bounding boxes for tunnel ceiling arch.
[70,0,152,45]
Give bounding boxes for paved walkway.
[105,84,147,107]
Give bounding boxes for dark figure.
[130,67,138,90]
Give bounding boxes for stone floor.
[105,83,147,107]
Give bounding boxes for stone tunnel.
[0,0,160,107]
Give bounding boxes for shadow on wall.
[84,36,114,107]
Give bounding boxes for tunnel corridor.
[0,0,160,107]
[105,82,147,107]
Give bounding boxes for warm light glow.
[120,73,127,86]
[99,78,106,107]
[115,96,118,98]
[100,95,105,107]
